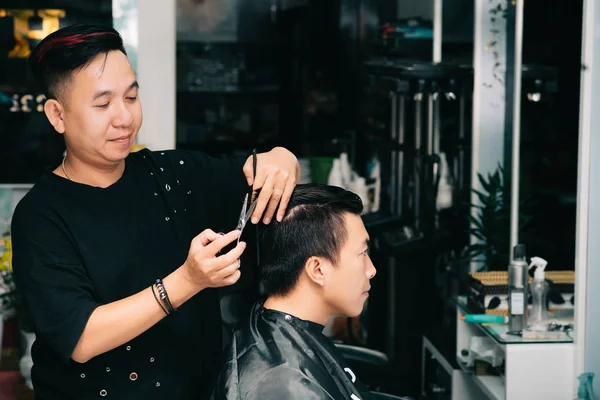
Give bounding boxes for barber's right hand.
[182,229,246,290]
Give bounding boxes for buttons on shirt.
[129,372,138,381]
[106,367,111,372]
[156,382,161,387]
[284,315,292,322]
[165,184,171,191]
[80,373,85,379]
[100,389,107,396]
[179,160,184,165]
[150,357,155,363]
[126,346,131,351]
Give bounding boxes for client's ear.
[304,256,328,287]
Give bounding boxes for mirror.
[511,0,582,274]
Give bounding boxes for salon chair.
[334,342,406,396]
[334,343,390,368]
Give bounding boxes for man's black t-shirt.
[11,148,249,400]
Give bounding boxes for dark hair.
[259,184,363,296]
[29,24,126,100]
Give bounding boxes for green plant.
[461,164,532,271]
[0,234,17,314]
[0,270,17,313]
[483,0,511,89]
[0,234,34,332]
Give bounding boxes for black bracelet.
[155,279,176,314]
[151,284,169,316]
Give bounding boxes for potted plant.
[0,230,17,366]
[461,164,532,271]
[0,227,35,390]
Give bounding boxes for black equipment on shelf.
[362,59,473,235]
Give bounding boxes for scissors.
[235,149,258,243]
[236,192,257,242]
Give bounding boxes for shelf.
[476,376,505,400]
[454,296,573,345]
[456,357,505,400]
[177,85,280,95]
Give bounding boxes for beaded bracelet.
[151,284,169,316]
[155,279,176,314]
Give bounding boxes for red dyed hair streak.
[35,31,119,62]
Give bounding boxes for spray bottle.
[508,244,528,334]
[575,372,596,400]
[528,256,550,332]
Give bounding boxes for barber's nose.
[113,101,134,127]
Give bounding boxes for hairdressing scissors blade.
[234,149,258,246]
[236,193,249,231]
[236,193,257,235]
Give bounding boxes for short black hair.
[29,24,126,100]
[259,184,363,296]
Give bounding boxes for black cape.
[211,302,375,400]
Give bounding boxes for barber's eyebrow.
[92,81,139,101]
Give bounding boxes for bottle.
[327,159,344,188]
[528,256,550,332]
[339,152,353,188]
[575,372,596,400]
[436,152,453,210]
[367,156,381,213]
[460,314,507,324]
[351,177,370,214]
[508,244,529,334]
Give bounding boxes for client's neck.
[263,286,332,326]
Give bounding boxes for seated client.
[212,184,377,400]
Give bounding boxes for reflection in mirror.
[441,0,474,64]
[516,0,583,273]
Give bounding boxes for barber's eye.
[126,96,137,101]
[95,103,109,108]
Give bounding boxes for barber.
[11,24,299,400]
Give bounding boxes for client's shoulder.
[226,303,286,361]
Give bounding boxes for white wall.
[135,0,176,151]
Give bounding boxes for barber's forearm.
[71,266,200,363]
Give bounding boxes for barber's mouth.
[110,136,130,143]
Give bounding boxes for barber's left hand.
[243,147,300,224]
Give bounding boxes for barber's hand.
[182,229,246,290]
[244,147,300,224]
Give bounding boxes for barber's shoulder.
[12,181,52,218]
[10,188,58,238]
